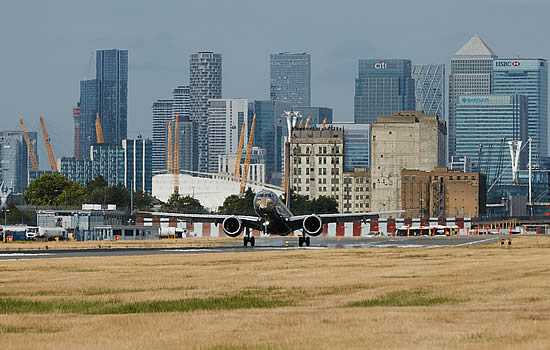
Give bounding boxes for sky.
[1,0,549,170]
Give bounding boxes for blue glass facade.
[123,138,153,194]
[79,79,98,159]
[90,144,125,186]
[493,59,548,159]
[455,95,528,185]
[354,59,416,124]
[270,53,311,107]
[96,49,128,145]
[60,157,93,185]
[0,131,37,193]
[328,123,370,171]
[292,107,333,126]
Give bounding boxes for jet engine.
[302,215,323,236]
[222,216,243,237]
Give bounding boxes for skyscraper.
[292,106,333,126]
[79,79,98,159]
[449,35,497,160]
[0,131,37,193]
[270,52,311,107]
[122,138,153,194]
[413,64,445,118]
[207,99,248,173]
[152,99,173,172]
[73,103,81,158]
[354,59,416,124]
[455,95,527,184]
[96,49,128,145]
[190,52,222,173]
[172,85,191,120]
[493,58,548,159]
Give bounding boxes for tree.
[218,188,256,215]
[160,193,207,213]
[133,190,154,211]
[105,184,131,208]
[85,176,108,204]
[24,173,73,206]
[310,196,339,214]
[280,190,339,215]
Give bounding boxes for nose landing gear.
[243,227,255,247]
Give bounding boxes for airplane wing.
[142,212,262,228]
[288,210,405,225]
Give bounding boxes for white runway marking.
[160,249,217,252]
[0,253,53,257]
[454,237,499,246]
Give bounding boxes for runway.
[0,236,502,260]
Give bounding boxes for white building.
[218,147,266,184]
[207,99,248,173]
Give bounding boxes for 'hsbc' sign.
[496,61,521,67]
[374,60,388,69]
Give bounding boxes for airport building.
[190,52,222,173]
[493,58,548,159]
[354,59,416,125]
[207,99,248,173]
[449,35,497,160]
[370,111,446,214]
[413,64,445,119]
[455,95,528,185]
[401,168,486,218]
[270,52,311,107]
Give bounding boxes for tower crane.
[39,116,58,172]
[95,114,104,144]
[167,121,173,174]
[321,118,327,129]
[240,114,256,195]
[19,118,39,172]
[298,120,303,128]
[233,122,246,182]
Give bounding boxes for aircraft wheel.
[243,236,248,247]
[305,236,310,247]
[250,236,255,247]
[298,236,303,247]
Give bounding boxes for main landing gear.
[243,227,255,247]
[298,235,310,247]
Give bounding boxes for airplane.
[148,189,403,247]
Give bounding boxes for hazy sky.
[1,0,549,169]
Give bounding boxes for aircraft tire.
[243,236,248,247]
[298,236,303,247]
[305,236,310,247]
[250,236,255,247]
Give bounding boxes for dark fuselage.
[253,190,294,236]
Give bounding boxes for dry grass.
[1,236,550,349]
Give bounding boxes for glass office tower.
[493,58,548,160]
[122,138,153,194]
[0,131,37,194]
[455,95,527,184]
[79,79,98,159]
[270,52,311,107]
[328,123,370,171]
[413,64,445,119]
[354,59,415,124]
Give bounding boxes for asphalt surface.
[0,236,502,260]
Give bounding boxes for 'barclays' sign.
[461,97,490,103]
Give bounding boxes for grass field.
[1,236,550,349]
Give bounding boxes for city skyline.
[2,1,550,168]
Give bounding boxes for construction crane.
[233,122,246,182]
[167,121,173,173]
[240,114,256,195]
[95,114,104,144]
[39,116,58,172]
[321,118,327,129]
[298,120,303,128]
[19,118,39,172]
[304,115,311,128]
[173,115,179,194]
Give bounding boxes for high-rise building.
[174,117,195,173]
[90,144,125,186]
[79,79,98,159]
[190,52,222,173]
[354,59,416,125]
[455,95,528,184]
[152,99,173,172]
[413,64,445,118]
[292,106,333,126]
[172,85,191,120]
[96,49,128,145]
[122,138,153,194]
[207,99,248,173]
[0,131,37,193]
[370,111,447,214]
[493,58,548,159]
[60,157,93,185]
[73,103,81,158]
[449,35,497,160]
[270,52,311,107]
[326,123,371,171]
